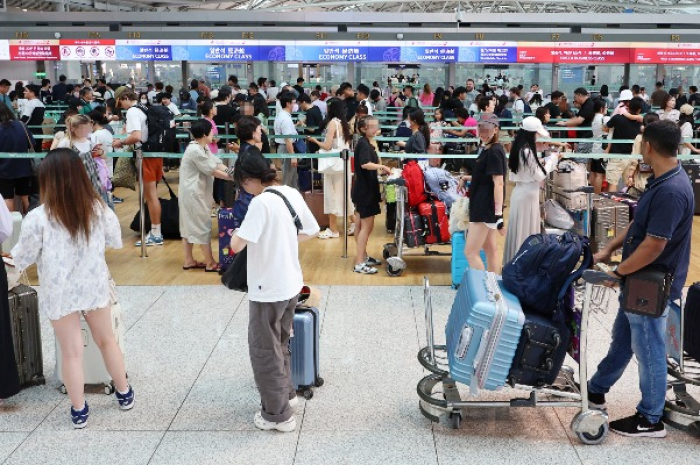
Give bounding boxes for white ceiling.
[6,0,700,14]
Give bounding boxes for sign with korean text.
[9,40,60,60]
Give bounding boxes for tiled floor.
[2,285,700,465]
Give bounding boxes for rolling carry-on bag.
[302,191,329,230]
[404,210,425,248]
[218,208,238,272]
[507,311,571,387]
[446,270,525,395]
[680,283,700,362]
[290,306,323,399]
[418,198,450,244]
[450,231,486,289]
[56,303,125,394]
[9,285,45,388]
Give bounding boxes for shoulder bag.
[221,188,303,291]
[622,267,672,318]
[318,119,345,174]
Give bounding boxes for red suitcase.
[418,199,450,244]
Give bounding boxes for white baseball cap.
[619,89,634,101]
[521,116,549,137]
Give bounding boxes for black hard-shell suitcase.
[507,311,570,388]
[385,201,397,233]
[403,211,425,248]
[9,285,45,388]
[684,283,700,361]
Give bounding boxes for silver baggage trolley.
[417,270,616,445]
[381,178,450,277]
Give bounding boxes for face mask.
[292,103,299,112]
[141,99,148,104]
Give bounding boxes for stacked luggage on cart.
[447,232,591,393]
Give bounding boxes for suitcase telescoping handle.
[424,277,436,365]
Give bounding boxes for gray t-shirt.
[274,110,297,154]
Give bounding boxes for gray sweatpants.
[248,297,298,422]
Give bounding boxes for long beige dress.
[179,142,222,244]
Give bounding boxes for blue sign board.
[400,46,458,62]
[283,45,368,62]
[115,45,171,61]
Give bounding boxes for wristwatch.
[612,265,625,278]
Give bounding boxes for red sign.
[9,40,60,60]
[634,48,700,64]
[517,46,630,64]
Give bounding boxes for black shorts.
[0,176,37,199]
[356,203,381,219]
[590,159,607,174]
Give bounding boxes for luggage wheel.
[571,410,609,445]
[302,389,313,400]
[59,384,67,395]
[383,243,398,260]
[449,411,462,429]
[315,377,325,387]
[104,382,115,395]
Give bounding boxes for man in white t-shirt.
[274,92,298,188]
[113,90,164,247]
[159,93,181,116]
[511,87,526,114]
[228,149,320,433]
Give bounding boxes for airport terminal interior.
[3,1,700,463]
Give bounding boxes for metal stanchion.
[342,148,349,259]
[136,149,148,258]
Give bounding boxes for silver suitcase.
[55,302,125,394]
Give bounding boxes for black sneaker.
[610,411,666,438]
[588,391,608,411]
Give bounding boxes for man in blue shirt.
[588,120,694,438]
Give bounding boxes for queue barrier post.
[136,149,148,259]
[342,148,349,259]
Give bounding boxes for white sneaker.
[347,223,356,236]
[289,396,299,410]
[318,228,340,239]
[254,411,297,432]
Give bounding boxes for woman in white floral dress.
[11,148,133,429]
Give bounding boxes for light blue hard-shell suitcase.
[290,306,324,399]
[450,231,487,289]
[446,269,525,395]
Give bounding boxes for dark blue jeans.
[589,304,669,423]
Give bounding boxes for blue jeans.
[589,304,669,424]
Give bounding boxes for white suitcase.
[554,187,588,210]
[2,212,22,254]
[553,168,587,191]
[55,302,125,394]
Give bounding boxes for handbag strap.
[264,188,303,231]
[20,122,35,153]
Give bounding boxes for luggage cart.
[417,270,614,445]
[380,178,450,277]
[664,299,700,437]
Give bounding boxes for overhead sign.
[9,40,60,60]
[517,42,631,64]
[633,43,700,64]
[59,39,116,61]
[115,40,180,61]
[172,40,259,61]
[284,40,368,62]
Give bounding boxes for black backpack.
[137,105,177,153]
[519,98,532,114]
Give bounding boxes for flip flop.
[183,262,207,270]
[205,264,222,273]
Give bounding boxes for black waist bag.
[130,177,180,239]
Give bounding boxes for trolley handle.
[381,178,406,186]
[582,270,620,286]
[424,277,436,365]
[563,186,595,194]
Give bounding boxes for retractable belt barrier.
[1,147,695,259]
